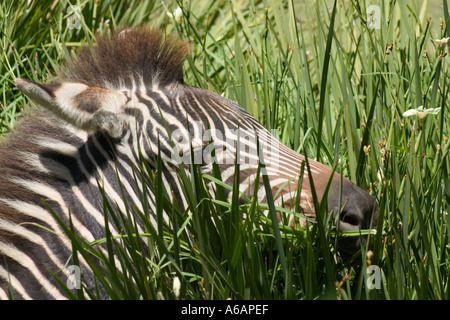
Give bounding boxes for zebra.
[0,27,379,299]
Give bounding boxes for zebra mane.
[61,26,192,89]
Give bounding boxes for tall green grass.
[1,0,450,299]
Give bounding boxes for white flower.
[433,37,449,50]
[167,7,183,23]
[402,106,441,119]
[173,276,181,298]
[377,168,385,185]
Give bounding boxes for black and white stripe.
[0,27,379,299]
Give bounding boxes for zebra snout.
[329,179,380,259]
[339,196,379,230]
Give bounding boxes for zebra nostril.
[341,211,361,227]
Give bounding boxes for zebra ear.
[15,78,127,138]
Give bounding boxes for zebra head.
[13,27,378,262]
